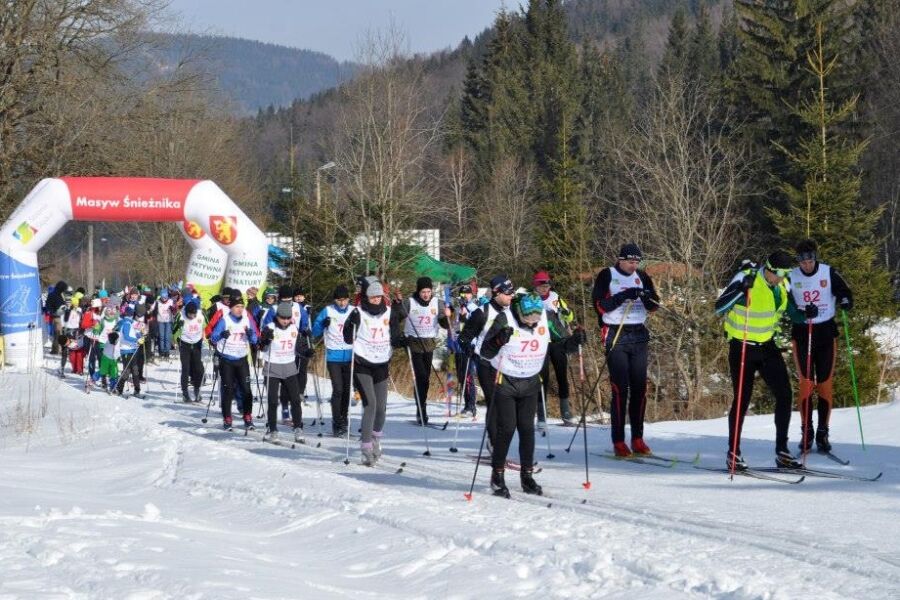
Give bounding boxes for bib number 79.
[519,339,540,353]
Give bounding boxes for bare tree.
[326,27,444,283]
[611,79,752,415]
[473,158,539,280]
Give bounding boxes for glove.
[220,330,231,340]
[260,328,274,343]
[839,297,853,312]
[303,348,315,358]
[321,316,331,328]
[301,328,311,338]
[392,334,408,348]
[804,303,819,319]
[620,287,642,301]
[462,343,474,358]
[740,273,755,292]
[571,326,587,345]
[493,326,514,349]
[138,337,145,345]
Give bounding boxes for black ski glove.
[740,273,755,292]
[619,287,642,301]
[303,348,314,358]
[570,326,587,346]
[260,328,274,344]
[839,297,853,312]
[804,303,819,319]
[321,316,331,329]
[220,330,230,339]
[392,334,408,349]
[492,326,514,349]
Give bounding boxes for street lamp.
[316,161,337,209]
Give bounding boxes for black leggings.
[409,350,433,422]
[268,374,302,431]
[538,342,570,420]
[728,340,793,454]
[607,341,649,443]
[117,351,142,395]
[220,357,253,419]
[489,374,539,470]
[327,361,352,430]
[179,340,204,392]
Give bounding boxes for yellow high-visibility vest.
[723,270,787,343]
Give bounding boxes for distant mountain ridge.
[138,33,359,113]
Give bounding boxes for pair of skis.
[594,451,700,469]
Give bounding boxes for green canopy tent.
[356,247,475,286]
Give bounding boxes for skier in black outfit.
[591,243,660,457]
[480,292,586,497]
[786,239,854,454]
[457,275,517,424]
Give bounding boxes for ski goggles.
[492,281,514,295]
[767,266,791,279]
[796,251,817,262]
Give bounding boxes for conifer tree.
[770,21,891,404]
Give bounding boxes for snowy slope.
[2,355,899,599]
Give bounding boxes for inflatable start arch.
[0,177,268,369]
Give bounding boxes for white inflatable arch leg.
[0,177,267,370]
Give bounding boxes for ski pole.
[258,349,272,420]
[729,290,752,479]
[840,308,866,450]
[801,317,813,466]
[307,333,325,439]
[344,323,357,466]
[577,343,592,489]
[449,352,472,453]
[201,367,219,423]
[539,376,555,459]
[464,357,502,501]
[201,339,225,423]
[407,346,432,456]
[565,301,634,453]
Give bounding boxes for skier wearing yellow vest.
[715,250,801,471]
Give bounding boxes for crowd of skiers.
[42,237,853,497]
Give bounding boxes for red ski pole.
[802,317,813,466]
[729,290,752,479]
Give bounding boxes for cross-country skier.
[457,275,516,427]
[116,306,146,397]
[259,301,304,440]
[480,292,586,497]
[715,250,800,470]
[91,304,120,390]
[533,271,577,427]
[175,300,206,402]
[312,284,354,437]
[210,292,260,430]
[343,280,405,466]
[592,243,661,457]
[787,239,853,454]
[153,288,176,359]
[451,283,480,417]
[396,277,450,425]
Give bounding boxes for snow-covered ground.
[2,354,899,599]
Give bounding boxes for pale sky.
[164,0,515,62]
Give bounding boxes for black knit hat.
[617,243,642,261]
[766,250,794,271]
[416,277,433,292]
[278,285,293,300]
[333,284,350,300]
[489,274,514,295]
[293,286,305,297]
[230,292,245,306]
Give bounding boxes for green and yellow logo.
[13,221,37,245]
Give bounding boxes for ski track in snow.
[1,356,899,599]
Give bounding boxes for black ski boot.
[816,427,832,453]
[181,389,192,403]
[520,469,543,496]
[798,427,814,454]
[776,449,803,469]
[726,450,748,471]
[193,386,202,403]
[490,469,510,499]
